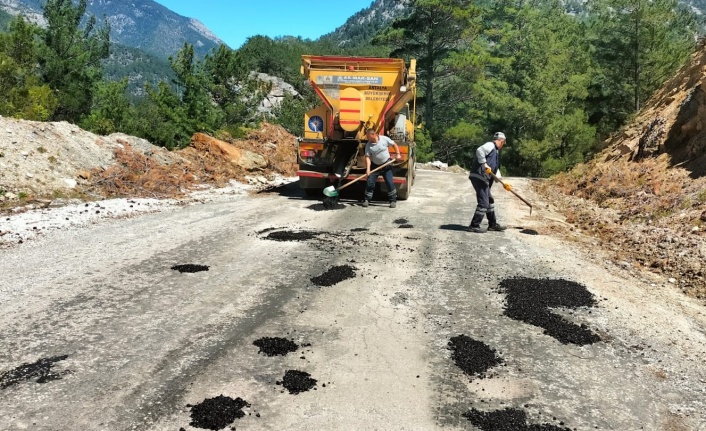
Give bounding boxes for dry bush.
[89,143,197,198]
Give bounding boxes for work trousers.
[470,177,498,228]
[364,160,397,203]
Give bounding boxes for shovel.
[323,159,395,198]
[488,171,533,215]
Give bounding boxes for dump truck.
[296,55,418,199]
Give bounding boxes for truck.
[296,55,418,199]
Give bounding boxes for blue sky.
[155,0,374,49]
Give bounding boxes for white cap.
[493,132,506,140]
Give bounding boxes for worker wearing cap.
[468,132,511,232]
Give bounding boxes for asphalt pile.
[463,408,570,431]
[0,355,70,389]
[448,335,503,378]
[310,265,357,287]
[253,337,299,356]
[499,278,600,345]
[188,395,249,430]
[265,230,322,242]
[171,264,210,273]
[308,202,345,211]
[279,370,317,395]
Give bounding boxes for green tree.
[81,79,134,135]
[586,0,697,133]
[373,0,481,132]
[40,0,110,122]
[0,17,57,120]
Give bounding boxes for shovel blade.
[323,186,338,197]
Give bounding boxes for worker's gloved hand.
[504,183,512,191]
[484,167,492,174]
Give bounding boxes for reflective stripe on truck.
[297,170,408,184]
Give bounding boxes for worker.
[363,128,402,208]
[468,132,511,232]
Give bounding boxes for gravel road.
[1,170,705,431]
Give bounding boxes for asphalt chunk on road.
[463,408,571,431]
[253,337,299,357]
[499,277,601,345]
[520,229,539,235]
[278,370,317,395]
[188,395,249,430]
[311,264,356,287]
[394,218,409,224]
[308,202,345,211]
[350,227,369,232]
[448,335,503,378]
[398,224,414,229]
[0,355,71,389]
[264,230,323,242]
[171,264,209,273]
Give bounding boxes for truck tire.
[304,188,321,197]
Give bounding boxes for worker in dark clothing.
[468,132,511,233]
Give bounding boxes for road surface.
[1,170,705,431]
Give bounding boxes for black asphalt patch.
[398,224,414,229]
[350,228,369,232]
[463,408,570,430]
[264,230,322,242]
[188,395,249,430]
[394,218,409,224]
[311,265,356,287]
[520,229,539,235]
[499,278,600,345]
[171,264,209,273]
[253,337,299,357]
[279,370,317,395]
[308,202,345,211]
[1,355,71,389]
[448,335,503,378]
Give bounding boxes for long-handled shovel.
[488,171,533,215]
[322,159,395,207]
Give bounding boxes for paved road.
[1,170,705,431]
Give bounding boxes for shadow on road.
[439,224,469,232]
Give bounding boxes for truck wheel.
[304,188,321,197]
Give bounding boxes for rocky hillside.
[320,0,410,48]
[542,42,706,299]
[0,115,297,204]
[0,0,222,58]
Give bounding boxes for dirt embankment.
[538,45,706,299]
[0,116,297,204]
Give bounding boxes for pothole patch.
[171,264,209,273]
[308,202,345,211]
[264,230,323,242]
[188,395,249,430]
[311,265,356,287]
[1,355,72,389]
[253,337,299,357]
[500,278,600,345]
[448,335,503,378]
[463,408,570,430]
[278,370,317,395]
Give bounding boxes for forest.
[0,0,701,176]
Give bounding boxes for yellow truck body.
[296,55,417,199]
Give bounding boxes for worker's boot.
[362,200,370,208]
[468,207,486,232]
[388,190,397,209]
[487,210,506,231]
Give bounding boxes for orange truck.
[296,55,418,199]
